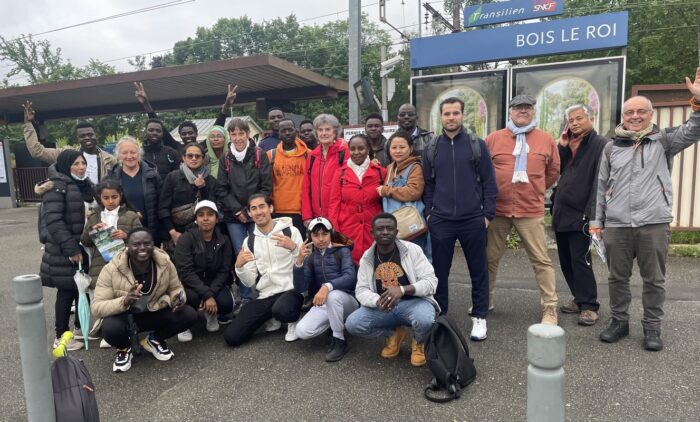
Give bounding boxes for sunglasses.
[185,153,203,159]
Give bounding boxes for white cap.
[308,216,333,231]
[194,200,219,214]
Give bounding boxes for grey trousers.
[295,290,359,340]
[604,223,670,329]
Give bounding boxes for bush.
[670,231,700,245]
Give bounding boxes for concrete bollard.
[527,323,566,422]
[14,274,56,422]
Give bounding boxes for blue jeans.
[345,298,436,344]
[227,221,255,301]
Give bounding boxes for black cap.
[509,95,536,108]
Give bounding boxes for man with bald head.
[591,67,700,351]
[396,103,433,156]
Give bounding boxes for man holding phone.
[552,104,609,326]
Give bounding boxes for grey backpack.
[51,356,100,421]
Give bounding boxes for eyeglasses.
[511,105,534,111]
[623,109,652,117]
[185,153,203,159]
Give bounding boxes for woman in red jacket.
[328,134,386,265]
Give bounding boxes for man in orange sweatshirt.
[268,119,309,238]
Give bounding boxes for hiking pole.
[527,323,566,422]
[13,274,56,422]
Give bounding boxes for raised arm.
[215,84,238,127]
[22,101,60,163]
[667,67,700,155]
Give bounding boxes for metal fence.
[14,167,48,203]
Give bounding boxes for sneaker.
[264,318,282,332]
[599,319,629,343]
[380,326,409,359]
[470,317,487,341]
[217,314,233,325]
[410,339,426,367]
[53,337,84,351]
[70,304,76,314]
[113,348,132,373]
[99,338,111,349]
[541,305,558,325]
[285,322,299,342]
[325,337,348,362]
[643,328,663,351]
[204,313,220,333]
[177,329,193,342]
[73,328,99,341]
[233,298,251,317]
[140,334,174,361]
[578,310,599,326]
[560,299,580,314]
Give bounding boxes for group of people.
[25,67,700,374]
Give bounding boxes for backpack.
[427,133,482,182]
[51,356,100,421]
[224,146,262,174]
[269,148,308,167]
[423,315,477,403]
[38,203,48,244]
[307,150,346,175]
[247,226,292,254]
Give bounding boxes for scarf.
[506,119,537,184]
[347,156,370,182]
[231,143,248,162]
[56,150,95,202]
[101,206,120,228]
[614,122,654,142]
[180,162,209,185]
[562,128,592,158]
[206,126,229,177]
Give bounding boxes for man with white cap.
[174,200,234,341]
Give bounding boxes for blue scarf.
[506,119,537,184]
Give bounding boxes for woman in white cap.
[173,200,234,341]
[293,217,358,362]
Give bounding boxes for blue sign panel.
[411,12,628,69]
[465,0,564,27]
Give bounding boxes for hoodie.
[267,139,309,214]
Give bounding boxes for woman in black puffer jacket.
[37,150,95,350]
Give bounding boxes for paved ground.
[1,206,698,421]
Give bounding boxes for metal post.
[14,274,55,422]
[527,323,565,422]
[380,45,389,122]
[348,0,362,125]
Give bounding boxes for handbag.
[382,163,427,240]
[170,191,201,226]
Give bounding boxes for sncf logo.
[532,0,558,13]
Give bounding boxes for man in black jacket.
[142,118,181,179]
[552,104,609,326]
[397,103,433,157]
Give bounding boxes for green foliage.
[506,227,521,249]
[668,244,700,258]
[670,231,700,245]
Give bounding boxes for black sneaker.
[113,348,132,373]
[600,319,629,343]
[325,337,347,362]
[140,334,174,361]
[643,329,663,351]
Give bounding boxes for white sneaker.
[204,313,220,333]
[53,337,84,351]
[99,338,112,349]
[264,318,281,332]
[470,317,487,341]
[285,322,299,342]
[177,329,193,342]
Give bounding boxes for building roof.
[171,116,264,142]
[0,54,348,123]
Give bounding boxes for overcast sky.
[3,0,436,84]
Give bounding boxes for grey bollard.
[527,323,566,422]
[14,274,56,422]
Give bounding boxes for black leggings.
[55,288,79,338]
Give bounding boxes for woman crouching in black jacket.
[174,200,233,341]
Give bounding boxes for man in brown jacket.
[485,95,560,325]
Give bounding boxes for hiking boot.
[541,305,558,325]
[53,337,84,351]
[470,317,487,341]
[325,337,348,362]
[264,318,282,332]
[177,329,193,342]
[113,348,132,373]
[285,322,299,342]
[643,329,663,351]
[600,319,629,343]
[410,339,426,367]
[578,310,599,326]
[380,326,408,359]
[140,333,174,361]
[560,299,580,314]
[204,313,220,333]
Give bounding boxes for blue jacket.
[293,245,356,296]
[423,127,498,221]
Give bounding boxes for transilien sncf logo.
[468,0,560,26]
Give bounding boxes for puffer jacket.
[91,248,185,318]
[81,206,142,285]
[215,142,272,223]
[37,165,92,290]
[293,234,356,297]
[591,110,700,228]
[159,167,217,235]
[174,226,233,300]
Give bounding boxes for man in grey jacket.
[345,212,438,367]
[590,66,700,351]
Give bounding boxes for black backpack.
[247,227,292,254]
[423,315,477,403]
[51,356,100,421]
[426,132,483,182]
[306,150,346,175]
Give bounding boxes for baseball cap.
[194,200,219,214]
[509,95,536,108]
[308,217,333,232]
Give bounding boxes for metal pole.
[380,45,389,122]
[348,0,362,125]
[527,323,566,422]
[14,274,56,422]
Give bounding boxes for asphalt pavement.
[1,206,698,421]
